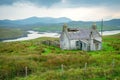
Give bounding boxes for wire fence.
[0,57,119,80]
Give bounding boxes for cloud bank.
[0,0,120,21]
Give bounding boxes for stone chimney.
[92,23,97,30]
[63,23,68,32]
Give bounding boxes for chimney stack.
[63,23,68,32]
[92,23,97,30]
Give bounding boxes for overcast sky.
[0,0,120,21]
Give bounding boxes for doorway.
[76,41,82,50]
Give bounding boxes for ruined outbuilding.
[60,24,102,51]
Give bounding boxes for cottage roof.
[67,28,100,40]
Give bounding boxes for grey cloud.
[28,0,61,7]
[0,0,17,5]
[65,0,120,8]
[0,0,120,9]
[0,0,61,7]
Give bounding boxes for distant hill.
[67,19,120,30]
[0,17,72,26]
[0,17,120,31]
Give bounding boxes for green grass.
[0,34,120,80]
[0,28,27,40]
[33,26,62,32]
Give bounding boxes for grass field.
[0,28,27,41]
[0,34,120,80]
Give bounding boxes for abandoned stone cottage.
[60,24,102,51]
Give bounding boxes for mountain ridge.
[0,17,120,25]
[0,17,72,25]
[0,17,120,31]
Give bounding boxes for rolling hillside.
[0,33,120,80]
[0,28,27,41]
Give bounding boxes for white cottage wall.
[70,40,78,49]
[90,39,95,51]
[82,42,88,51]
[98,43,102,50]
[60,33,70,50]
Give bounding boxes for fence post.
[61,64,64,73]
[84,62,87,71]
[61,64,65,80]
[25,66,28,77]
[83,62,87,80]
[112,59,115,68]
[112,59,115,76]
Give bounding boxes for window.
[84,43,86,47]
[76,41,79,46]
[76,41,82,50]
